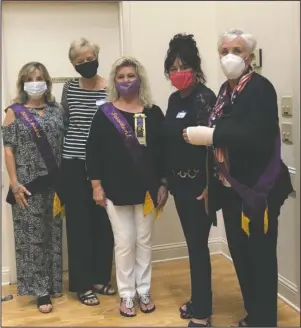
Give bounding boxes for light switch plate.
[281,122,293,144]
[281,96,293,117]
[251,49,262,68]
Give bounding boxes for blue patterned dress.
[1,103,64,296]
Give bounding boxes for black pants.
[221,187,279,327]
[174,195,212,320]
[62,159,114,292]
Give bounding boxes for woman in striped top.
[61,38,115,306]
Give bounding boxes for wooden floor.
[2,255,300,327]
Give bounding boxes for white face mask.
[220,54,246,80]
[24,81,47,99]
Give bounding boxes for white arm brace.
[186,126,215,146]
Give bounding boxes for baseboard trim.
[2,267,10,286]
[152,237,221,263]
[219,238,300,313]
[4,238,300,312]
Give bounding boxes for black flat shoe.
[37,295,52,313]
[77,291,99,306]
[93,283,116,296]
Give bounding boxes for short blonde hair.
[12,62,55,104]
[107,56,153,108]
[68,37,100,63]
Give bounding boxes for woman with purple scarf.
[183,28,293,327]
[86,56,168,317]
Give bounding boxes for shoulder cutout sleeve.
[1,108,17,148]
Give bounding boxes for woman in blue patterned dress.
[1,62,64,313]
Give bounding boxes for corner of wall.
[118,1,132,56]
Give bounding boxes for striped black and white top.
[61,79,107,160]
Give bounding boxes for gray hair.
[107,56,153,108]
[68,37,100,63]
[218,28,257,54]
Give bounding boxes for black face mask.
[75,59,99,79]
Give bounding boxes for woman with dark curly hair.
[161,34,217,327]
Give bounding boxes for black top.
[161,83,216,198]
[211,72,293,209]
[86,104,165,206]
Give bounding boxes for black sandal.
[139,294,156,314]
[179,300,194,319]
[93,283,116,296]
[37,295,52,313]
[188,318,211,327]
[77,291,99,306]
[120,297,136,317]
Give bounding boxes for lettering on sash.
[20,111,41,138]
[110,112,133,139]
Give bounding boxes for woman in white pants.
[86,56,168,317]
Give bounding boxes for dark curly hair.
[164,33,206,84]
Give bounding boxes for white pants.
[106,199,154,298]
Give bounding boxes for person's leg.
[222,187,279,327]
[62,159,98,305]
[221,188,253,323]
[134,204,155,313]
[174,196,212,326]
[89,194,115,295]
[43,189,63,297]
[246,203,279,327]
[106,199,137,316]
[12,192,53,313]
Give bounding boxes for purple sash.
[101,103,159,207]
[217,131,281,216]
[10,104,63,200]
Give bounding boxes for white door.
[2,0,122,282]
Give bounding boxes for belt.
[171,169,200,179]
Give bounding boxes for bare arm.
[3,109,18,188]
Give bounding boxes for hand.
[93,184,106,207]
[13,184,31,209]
[183,128,190,143]
[157,186,168,210]
[196,189,208,215]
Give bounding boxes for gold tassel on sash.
[241,206,269,236]
[143,191,161,219]
[53,193,65,219]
